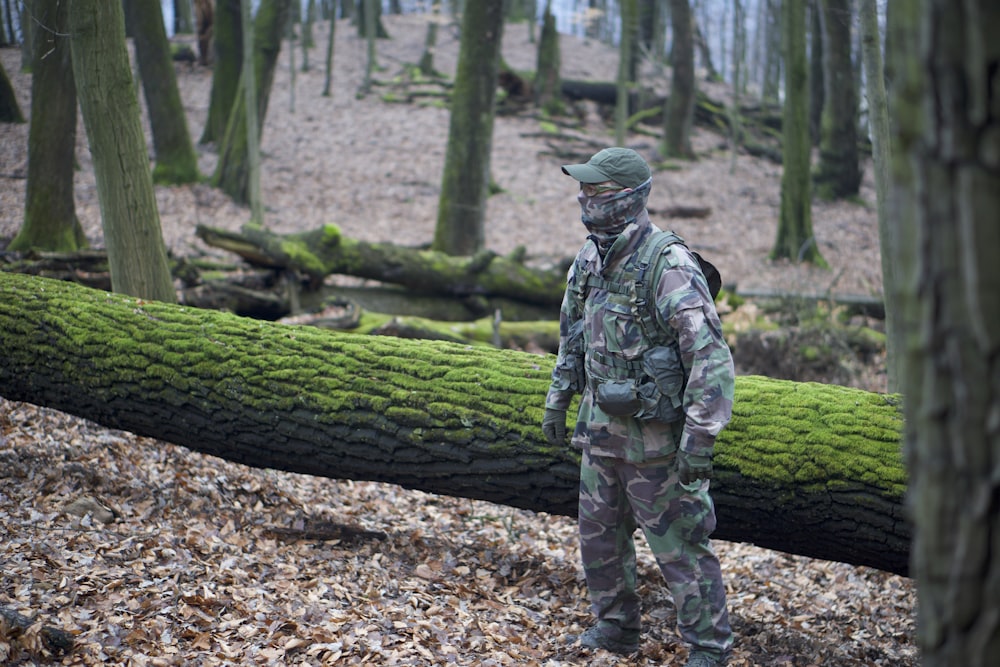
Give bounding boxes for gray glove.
[542,408,567,446]
[678,451,712,485]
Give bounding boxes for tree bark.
[67,0,175,303]
[533,2,560,113]
[433,0,505,256]
[0,58,23,122]
[196,223,567,307]
[663,0,695,158]
[213,0,293,204]
[815,0,862,200]
[0,271,910,576]
[125,0,200,185]
[772,0,826,267]
[8,0,85,253]
[200,0,241,144]
[894,0,1000,661]
[859,0,897,392]
[614,0,637,145]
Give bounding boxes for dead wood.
[194,223,568,307]
[0,604,75,657]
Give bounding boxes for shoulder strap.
[632,231,686,344]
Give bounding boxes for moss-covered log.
[196,223,568,307]
[0,273,910,575]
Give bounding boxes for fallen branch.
[0,604,75,658]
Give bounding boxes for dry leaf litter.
[1,14,911,666]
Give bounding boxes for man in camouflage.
[542,147,735,667]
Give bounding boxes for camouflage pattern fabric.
[545,180,735,658]
[544,186,735,462]
[579,449,733,657]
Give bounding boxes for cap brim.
[561,163,612,183]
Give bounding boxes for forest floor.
[0,13,912,666]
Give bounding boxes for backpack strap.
[632,231,686,346]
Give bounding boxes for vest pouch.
[595,380,642,416]
[641,346,686,423]
[642,346,685,407]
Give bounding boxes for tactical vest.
[576,230,721,365]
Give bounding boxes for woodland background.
[0,3,913,666]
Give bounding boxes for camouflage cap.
[562,147,652,188]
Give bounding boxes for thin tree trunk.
[815,0,862,199]
[808,0,824,145]
[242,0,263,224]
[663,0,695,157]
[772,0,826,267]
[360,0,376,95]
[322,12,336,96]
[175,0,194,34]
[533,1,560,113]
[615,0,637,146]
[0,59,23,122]
[0,270,911,577]
[200,0,241,144]
[859,0,896,392]
[213,0,294,205]
[67,0,175,303]
[8,0,84,253]
[432,0,505,256]
[125,0,200,185]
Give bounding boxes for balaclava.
[577,177,652,255]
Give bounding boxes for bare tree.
[773,0,826,266]
[815,0,862,199]
[125,0,200,184]
[859,0,896,392]
[8,0,84,252]
[663,0,696,157]
[67,0,175,302]
[432,0,506,256]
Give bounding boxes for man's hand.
[542,408,567,446]
[677,451,712,485]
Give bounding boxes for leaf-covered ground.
[1,397,915,666]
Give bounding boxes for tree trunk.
[195,223,568,307]
[322,11,336,96]
[807,0,824,145]
[433,0,505,256]
[815,0,862,199]
[212,0,293,205]
[200,0,241,145]
[614,0,637,145]
[0,58,23,122]
[895,0,1000,661]
[533,2,560,114]
[859,0,897,393]
[125,0,200,185]
[663,0,695,158]
[241,0,263,224]
[772,0,826,267]
[8,0,85,253]
[174,0,194,35]
[67,0,175,303]
[761,0,781,104]
[0,271,910,576]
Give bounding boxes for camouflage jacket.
[545,212,735,462]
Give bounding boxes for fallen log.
[195,223,568,307]
[0,272,910,575]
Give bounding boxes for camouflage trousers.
[578,449,733,657]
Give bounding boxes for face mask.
[577,178,652,252]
